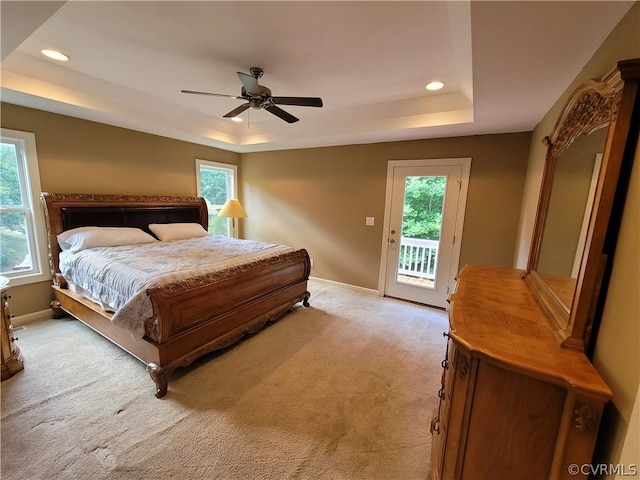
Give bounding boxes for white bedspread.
[59,235,295,338]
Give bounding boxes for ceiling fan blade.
[237,72,261,96]
[271,97,323,108]
[181,89,240,99]
[264,104,299,123]
[223,103,251,118]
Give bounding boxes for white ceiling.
[0,1,634,153]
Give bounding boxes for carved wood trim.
[50,300,66,319]
[573,402,599,433]
[458,354,470,379]
[42,193,204,203]
[146,363,168,398]
[546,70,623,159]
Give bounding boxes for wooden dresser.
[430,265,611,480]
[1,276,24,381]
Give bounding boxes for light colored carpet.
[1,280,448,480]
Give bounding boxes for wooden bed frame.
[41,193,311,397]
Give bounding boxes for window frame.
[195,159,239,238]
[0,128,50,285]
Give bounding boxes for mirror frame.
[524,58,640,352]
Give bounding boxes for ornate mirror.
[525,58,640,351]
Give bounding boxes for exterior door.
[381,159,470,308]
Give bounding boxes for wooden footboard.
[147,249,310,342]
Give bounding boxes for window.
[0,129,49,285]
[195,159,238,237]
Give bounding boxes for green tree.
[198,168,230,235]
[402,176,445,240]
[199,169,228,206]
[1,143,25,232]
[1,142,30,271]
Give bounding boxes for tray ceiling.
[0,1,634,153]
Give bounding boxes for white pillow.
[148,223,209,242]
[57,226,157,252]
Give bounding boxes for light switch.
[365,217,375,226]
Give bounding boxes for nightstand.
[1,276,24,380]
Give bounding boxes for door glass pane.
[397,175,446,289]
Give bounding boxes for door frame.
[378,158,472,305]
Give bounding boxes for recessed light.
[41,49,70,62]
[426,81,444,91]
[231,117,243,122]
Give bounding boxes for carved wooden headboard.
[41,193,208,276]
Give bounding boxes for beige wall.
[514,2,640,469]
[241,133,531,290]
[1,101,530,311]
[1,103,240,316]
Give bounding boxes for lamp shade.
[217,199,247,218]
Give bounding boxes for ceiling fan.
[181,67,323,123]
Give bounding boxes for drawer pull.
[430,417,440,434]
[574,403,598,433]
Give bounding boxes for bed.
[41,193,311,397]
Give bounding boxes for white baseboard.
[308,276,380,296]
[12,309,53,327]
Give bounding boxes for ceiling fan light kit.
[181,67,323,123]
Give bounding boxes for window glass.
[0,129,49,284]
[1,212,32,272]
[196,160,238,237]
[1,143,24,205]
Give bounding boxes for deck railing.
[398,237,439,281]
